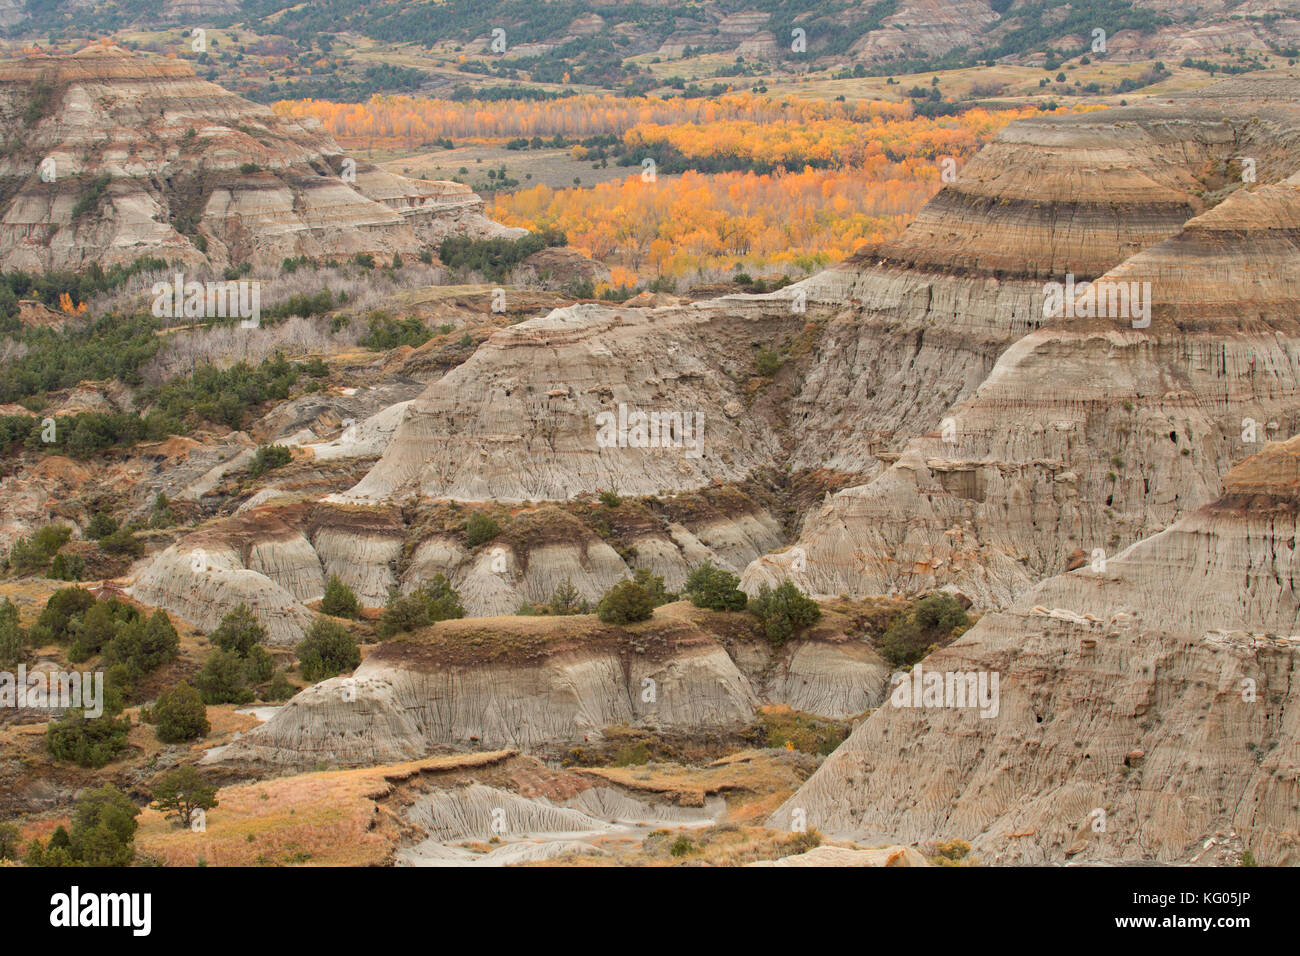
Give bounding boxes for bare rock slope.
[129,491,786,633]
[0,45,515,273]
[769,436,1300,865]
[746,78,1300,607]
[213,604,889,768]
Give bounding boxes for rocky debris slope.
[849,0,999,64]
[844,0,1300,67]
[768,436,1300,865]
[0,45,515,273]
[210,604,889,767]
[129,508,320,645]
[746,148,1300,608]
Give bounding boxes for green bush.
[209,603,267,656]
[152,682,209,743]
[31,586,95,644]
[296,618,361,683]
[86,512,118,539]
[103,608,180,679]
[0,599,26,668]
[755,348,783,377]
[248,444,292,478]
[748,581,821,646]
[244,644,274,684]
[266,669,296,701]
[150,764,219,832]
[683,561,747,611]
[0,822,20,861]
[548,579,591,615]
[45,711,131,768]
[879,592,970,668]
[48,551,85,581]
[71,175,111,221]
[26,785,138,866]
[6,524,71,575]
[596,579,655,625]
[98,526,143,557]
[463,512,501,548]
[149,493,175,529]
[321,574,360,618]
[359,314,432,350]
[151,766,219,829]
[632,568,676,607]
[378,575,465,637]
[913,593,969,633]
[437,229,566,282]
[195,648,254,705]
[68,598,139,663]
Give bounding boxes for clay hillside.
[0,45,516,273]
[769,434,1300,865]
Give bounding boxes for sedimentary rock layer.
[0,46,514,273]
[769,436,1300,865]
[129,491,787,633]
[213,604,889,767]
[747,108,1300,607]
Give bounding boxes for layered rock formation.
[129,490,787,631]
[335,300,799,502]
[768,436,1300,865]
[746,117,1300,607]
[0,45,514,273]
[347,85,1283,507]
[849,0,999,64]
[129,508,320,644]
[397,783,721,866]
[211,604,889,767]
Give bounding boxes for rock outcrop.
[768,436,1300,865]
[129,489,787,631]
[746,136,1300,608]
[129,509,320,645]
[335,300,799,502]
[211,604,889,767]
[0,45,515,273]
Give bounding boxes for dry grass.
[577,748,812,810]
[135,751,514,867]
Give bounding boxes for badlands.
[0,41,1297,871]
